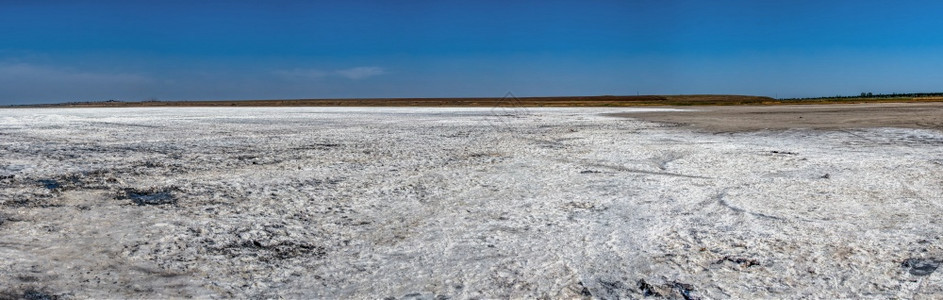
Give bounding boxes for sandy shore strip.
[613,102,943,132]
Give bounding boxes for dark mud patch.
[33,174,87,191]
[231,154,287,166]
[565,201,607,213]
[637,279,700,300]
[902,257,940,276]
[302,143,341,149]
[2,193,64,208]
[296,177,345,187]
[468,152,502,158]
[576,281,593,297]
[0,288,61,300]
[22,289,58,300]
[714,256,761,268]
[211,240,326,262]
[37,179,61,190]
[637,279,658,297]
[118,188,177,206]
[389,292,450,300]
[593,279,629,297]
[34,170,125,191]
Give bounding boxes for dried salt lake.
[1,107,941,298]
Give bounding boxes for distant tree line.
[783,92,943,101]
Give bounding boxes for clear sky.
[2,0,943,104]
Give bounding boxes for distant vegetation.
[783,92,943,101]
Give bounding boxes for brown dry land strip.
[11,94,943,108]
[616,102,943,132]
[8,95,773,107]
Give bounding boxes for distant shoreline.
[5,94,943,108]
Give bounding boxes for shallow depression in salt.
[1,107,941,299]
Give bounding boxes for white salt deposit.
[0,107,940,298]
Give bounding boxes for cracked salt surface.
[0,107,942,298]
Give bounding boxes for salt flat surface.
[1,107,941,299]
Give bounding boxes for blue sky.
[2,0,943,104]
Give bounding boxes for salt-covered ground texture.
[1,106,942,299]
